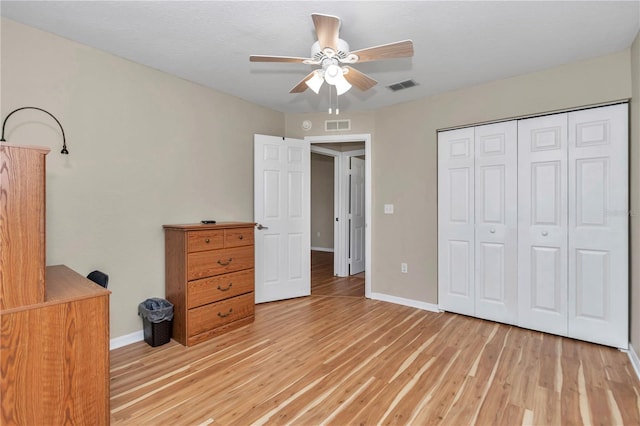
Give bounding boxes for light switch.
[384,204,394,214]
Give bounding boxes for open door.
[349,156,365,275]
[254,134,310,303]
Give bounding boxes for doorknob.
[256,224,269,230]
[490,228,496,233]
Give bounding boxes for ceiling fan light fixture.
[323,64,342,84]
[305,71,324,94]
[326,67,352,95]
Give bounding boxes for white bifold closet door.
[438,127,475,315]
[566,105,628,348]
[518,104,628,348]
[439,103,628,349]
[517,112,569,336]
[438,121,518,324]
[474,122,518,324]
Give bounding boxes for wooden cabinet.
[164,222,255,346]
[1,266,110,424]
[0,144,48,309]
[0,144,111,425]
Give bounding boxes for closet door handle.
[490,228,496,234]
[541,231,548,236]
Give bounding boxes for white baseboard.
[627,343,640,381]
[370,292,440,313]
[110,330,144,350]
[311,246,334,252]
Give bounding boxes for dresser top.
[163,222,256,231]
[1,265,110,315]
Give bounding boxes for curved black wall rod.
[0,107,69,154]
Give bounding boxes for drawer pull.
[205,238,210,244]
[218,308,233,318]
[217,258,233,266]
[217,283,233,291]
[239,235,244,240]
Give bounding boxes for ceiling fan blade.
[343,67,378,91]
[250,55,309,63]
[312,13,340,51]
[350,40,414,63]
[289,71,316,93]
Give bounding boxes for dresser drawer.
[187,245,254,280]
[188,230,224,253]
[188,292,255,337]
[224,228,254,248]
[187,269,254,309]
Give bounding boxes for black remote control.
[201,220,216,224]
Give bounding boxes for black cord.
[0,106,69,154]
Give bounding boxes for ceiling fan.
[250,13,414,96]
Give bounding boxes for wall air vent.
[325,119,351,132]
[387,79,418,92]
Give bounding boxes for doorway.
[311,250,365,297]
[306,133,371,298]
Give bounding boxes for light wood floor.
[111,262,640,425]
[311,250,364,298]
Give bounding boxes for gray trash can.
[138,298,174,347]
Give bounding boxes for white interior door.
[349,157,365,275]
[567,104,628,349]
[517,113,569,337]
[474,121,518,325]
[438,127,475,315]
[254,134,310,303]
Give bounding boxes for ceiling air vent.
[387,79,418,92]
[325,119,351,132]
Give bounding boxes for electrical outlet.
[384,204,394,214]
[401,263,408,273]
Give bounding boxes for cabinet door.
[474,122,518,325]
[568,104,628,349]
[438,128,475,315]
[517,113,568,336]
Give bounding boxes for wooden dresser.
[0,144,111,424]
[164,222,255,346]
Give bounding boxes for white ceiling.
[1,1,639,114]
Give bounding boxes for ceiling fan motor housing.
[311,38,350,61]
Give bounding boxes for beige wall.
[630,30,640,351]
[1,18,284,339]
[311,153,334,249]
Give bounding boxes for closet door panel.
[568,104,628,349]
[438,128,475,315]
[518,113,568,336]
[474,122,518,324]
